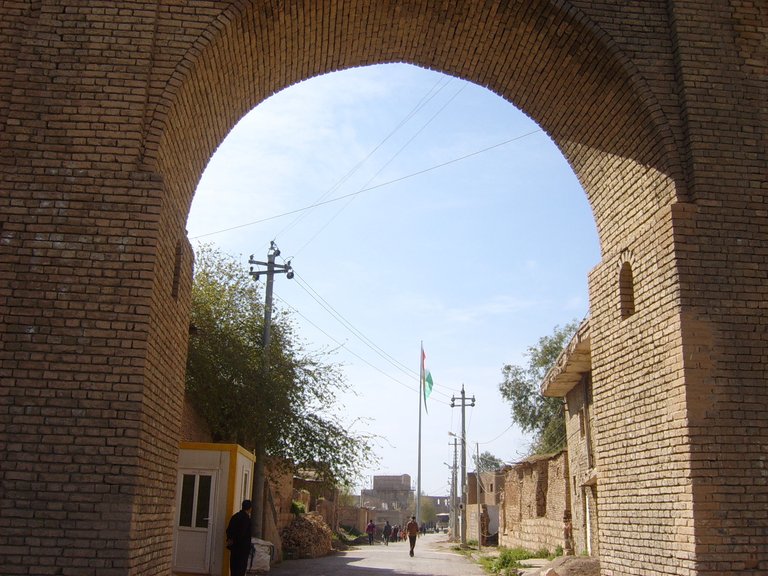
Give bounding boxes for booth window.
[178,473,212,528]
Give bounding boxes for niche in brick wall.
[619,261,635,319]
[172,239,183,300]
[536,465,548,517]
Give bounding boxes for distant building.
[466,470,505,543]
[361,474,414,512]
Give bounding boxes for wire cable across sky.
[189,128,542,242]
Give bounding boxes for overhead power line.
[275,76,455,242]
[293,272,415,378]
[189,128,542,241]
[288,83,469,257]
[281,266,457,401]
[272,290,451,406]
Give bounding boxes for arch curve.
[147,0,682,254]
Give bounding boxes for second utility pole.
[450,437,459,540]
[451,384,475,546]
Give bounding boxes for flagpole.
[417,341,423,524]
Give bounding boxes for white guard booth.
[172,442,255,576]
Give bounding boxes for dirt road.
[267,533,487,576]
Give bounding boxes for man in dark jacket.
[226,500,253,576]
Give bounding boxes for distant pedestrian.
[382,521,392,545]
[406,516,419,557]
[226,500,253,576]
[366,520,376,545]
[392,525,400,542]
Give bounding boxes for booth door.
[174,470,217,573]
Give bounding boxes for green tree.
[473,451,504,472]
[186,245,374,488]
[419,494,436,524]
[498,321,579,455]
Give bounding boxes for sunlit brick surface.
[0,1,764,574]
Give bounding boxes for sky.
[185,63,600,498]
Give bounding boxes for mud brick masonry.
[0,1,765,575]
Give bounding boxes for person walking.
[382,521,392,545]
[366,520,376,545]
[406,516,419,557]
[226,500,253,576]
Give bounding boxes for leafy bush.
[290,500,306,516]
[481,547,547,575]
[336,526,362,542]
[481,545,564,575]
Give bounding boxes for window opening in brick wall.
[583,374,595,469]
[619,261,635,318]
[172,239,183,300]
[535,466,548,517]
[582,487,592,555]
[572,476,577,500]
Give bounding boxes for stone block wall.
[499,452,570,554]
[338,505,370,534]
[564,377,598,557]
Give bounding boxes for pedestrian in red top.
[406,516,419,557]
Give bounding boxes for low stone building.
[541,319,598,557]
[499,451,571,554]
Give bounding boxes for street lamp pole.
[444,440,458,540]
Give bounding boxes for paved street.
[268,533,487,576]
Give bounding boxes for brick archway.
[150,0,681,253]
[1,2,764,575]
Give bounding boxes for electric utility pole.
[451,385,475,546]
[449,437,459,540]
[248,242,293,542]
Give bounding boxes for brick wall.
[564,377,598,557]
[499,452,570,553]
[179,395,212,443]
[338,505,371,534]
[264,462,294,562]
[0,1,764,574]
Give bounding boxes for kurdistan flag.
[421,345,434,412]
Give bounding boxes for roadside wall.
[499,452,570,553]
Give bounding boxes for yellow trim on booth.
[178,442,256,576]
